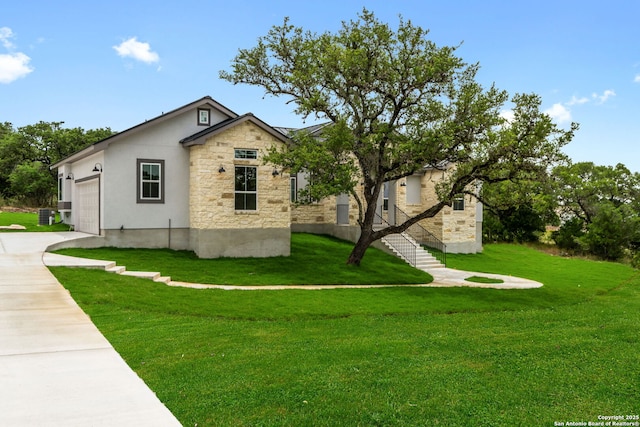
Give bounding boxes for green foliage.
[553,217,585,252]
[0,121,114,205]
[554,162,640,224]
[221,8,575,264]
[481,171,559,243]
[266,121,360,203]
[580,202,639,260]
[50,244,640,425]
[8,161,54,206]
[553,162,640,261]
[483,203,545,243]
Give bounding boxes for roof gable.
[52,96,238,168]
[180,113,291,147]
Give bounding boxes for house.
[52,96,292,258]
[281,125,483,254]
[52,96,481,259]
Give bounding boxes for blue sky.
[2,1,639,171]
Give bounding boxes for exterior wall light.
[272,169,280,177]
[218,165,226,173]
[66,173,74,180]
[92,163,103,172]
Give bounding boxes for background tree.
[552,162,640,260]
[0,121,113,205]
[221,9,576,265]
[481,175,560,243]
[8,161,53,207]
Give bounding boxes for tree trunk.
[346,227,375,266]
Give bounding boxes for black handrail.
[374,212,417,267]
[394,206,447,266]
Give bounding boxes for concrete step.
[105,265,126,274]
[382,232,445,269]
[121,271,161,281]
[103,263,171,284]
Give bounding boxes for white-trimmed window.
[234,149,258,159]
[197,108,210,126]
[235,166,257,210]
[137,159,164,203]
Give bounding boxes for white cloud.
[634,74,640,83]
[0,52,34,83]
[566,95,589,106]
[544,103,572,123]
[0,28,33,83]
[113,37,159,64]
[499,109,515,123]
[0,27,15,49]
[592,89,616,104]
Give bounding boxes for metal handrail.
[394,206,447,266]
[374,212,418,267]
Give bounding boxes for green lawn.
[0,211,71,232]
[49,241,640,426]
[53,233,433,285]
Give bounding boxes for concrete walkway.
[0,232,181,427]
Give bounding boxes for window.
[234,149,258,159]
[383,182,389,211]
[137,159,165,203]
[197,108,210,126]
[453,196,465,211]
[406,176,422,204]
[58,176,63,201]
[296,172,318,203]
[290,176,297,202]
[235,166,257,210]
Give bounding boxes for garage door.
[76,178,100,235]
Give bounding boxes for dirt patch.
[0,206,39,213]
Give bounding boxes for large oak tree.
[220,9,576,265]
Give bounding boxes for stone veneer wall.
[290,169,481,253]
[291,173,365,227]
[291,196,338,225]
[188,121,291,258]
[390,170,481,253]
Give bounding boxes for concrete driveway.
[0,232,181,426]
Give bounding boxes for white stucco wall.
[100,108,228,230]
[67,152,105,230]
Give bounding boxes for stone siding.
[189,121,290,230]
[188,121,290,257]
[292,167,481,253]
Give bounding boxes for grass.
[464,275,504,284]
[0,211,71,232]
[53,233,433,285]
[49,242,640,426]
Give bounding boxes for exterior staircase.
[104,262,172,284]
[381,232,445,270]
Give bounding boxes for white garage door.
[76,178,100,235]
